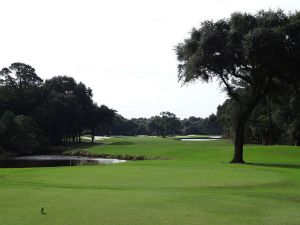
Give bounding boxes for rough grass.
[1,137,300,225]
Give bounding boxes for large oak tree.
[176,10,300,163]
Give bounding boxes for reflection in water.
[0,155,126,168]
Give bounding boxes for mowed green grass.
[1,137,300,225]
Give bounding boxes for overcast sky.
[0,0,299,119]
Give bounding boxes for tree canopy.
[0,63,116,155]
[176,10,300,163]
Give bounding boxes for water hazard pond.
[0,155,126,168]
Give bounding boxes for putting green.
[1,137,300,225]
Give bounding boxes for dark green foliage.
[14,115,46,154]
[0,63,44,116]
[132,118,149,135]
[110,112,223,137]
[0,111,45,155]
[217,99,233,137]
[272,92,300,146]
[160,112,181,136]
[110,114,138,136]
[176,10,300,163]
[181,114,223,135]
[87,104,116,142]
[38,76,96,144]
[146,112,181,137]
[181,116,204,134]
[217,90,300,146]
[0,63,116,155]
[147,115,165,137]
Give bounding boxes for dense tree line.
[0,63,115,155]
[110,111,223,137]
[0,62,223,156]
[217,89,300,146]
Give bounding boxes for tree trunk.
[231,120,245,164]
[266,95,274,145]
[91,128,95,143]
[295,136,300,146]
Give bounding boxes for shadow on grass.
[109,142,134,146]
[246,162,300,169]
[64,142,105,148]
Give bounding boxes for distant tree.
[246,96,278,145]
[97,105,116,136]
[125,120,139,136]
[88,104,115,143]
[147,116,164,137]
[0,62,43,89]
[182,117,200,135]
[160,111,181,136]
[218,90,300,146]
[0,111,45,155]
[109,112,226,137]
[0,111,18,151]
[40,76,78,144]
[146,112,181,137]
[14,114,46,154]
[111,114,128,135]
[217,99,233,138]
[133,118,149,135]
[272,91,300,146]
[204,114,223,135]
[176,10,300,163]
[0,63,44,116]
[285,97,300,146]
[0,63,116,153]
[38,75,94,144]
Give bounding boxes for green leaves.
[0,111,45,154]
[176,9,300,162]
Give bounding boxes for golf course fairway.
[1,136,300,225]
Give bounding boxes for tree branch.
[226,68,253,86]
[219,74,241,103]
